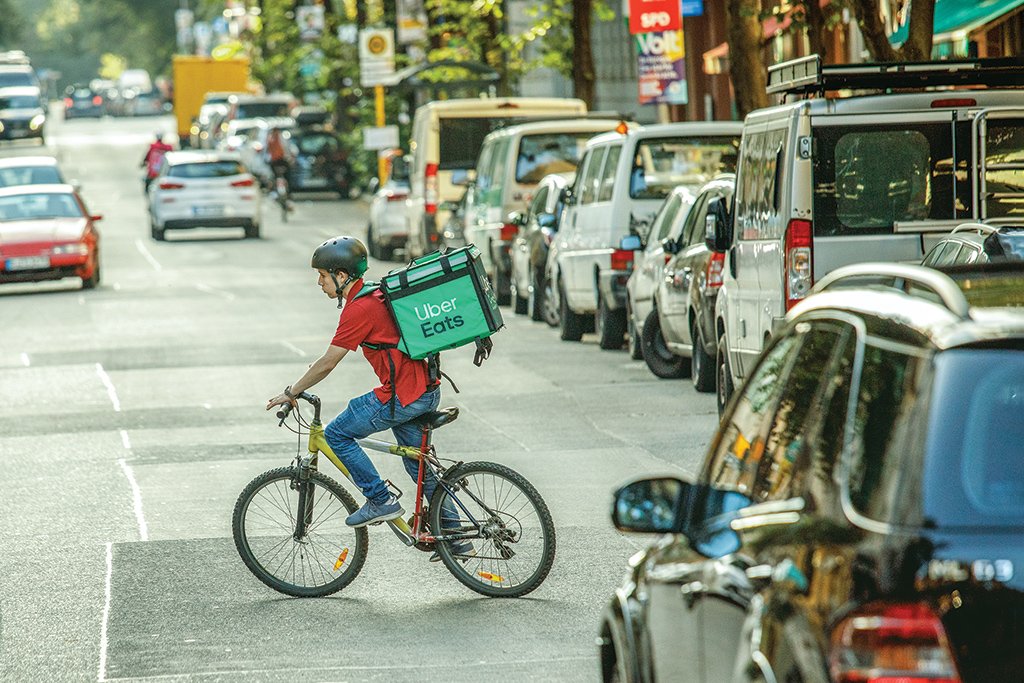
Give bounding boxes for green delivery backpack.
[354,245,503,412]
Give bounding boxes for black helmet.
[311,236,367,277]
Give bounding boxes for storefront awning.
[889,0,1024,45]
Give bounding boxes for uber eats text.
[415,298,465,337]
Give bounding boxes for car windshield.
[0,192,82,220]
[629,136,740,199]
[0,95,40,109]
[168,161,245,178]
[0,166,62,187]
[0,71,35,88]
[236,102,290,118]
[515,133,593,184]
[923,349,1024,530]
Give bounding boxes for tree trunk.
[572,0,596,109]
[726,0,768,118]
[853,0,935,62]
[903,0,936,60]
[804,0,828,62]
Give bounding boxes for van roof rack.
[813,263,970,320]
[950,222,999,236]
[766,54,1024,97]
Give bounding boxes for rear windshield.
[168,161,245,178]
[629,136,740,200]
[0,166,62,187]
[235,102,290,119]
[294,134,339,155]
[515,133,593,184]
[0,94,40,109]
[923,349,1024,529]
[0,192,82,220]
[438,117,523,171]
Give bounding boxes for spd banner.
[628,0,682,35]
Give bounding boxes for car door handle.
[679,580,705,608]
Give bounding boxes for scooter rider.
[265,237,472,557]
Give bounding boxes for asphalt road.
[0,112,718,682]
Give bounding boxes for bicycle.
[232,391,556,598]
[273,173,293,223]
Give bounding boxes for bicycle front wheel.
[429,461,556,598]
[232,467,368,597]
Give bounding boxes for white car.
[367,174,410,261]
[217,118,261,153]
[243,117,295,188]
[0,155,65,187]
[147,151,261,241]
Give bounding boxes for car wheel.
[81,256,100,290]
[542,273,560,327]
[641,309,689,378]
[493,267,512,307]
[510,275,528,315]
[596,290,626,350]
[150,217,164,241]
[716,331,735,416]
[559,280,586,342]
[691,319,715,393]
[245,222,260,239]
[626,296,643,360]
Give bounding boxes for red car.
[0,184,101,289]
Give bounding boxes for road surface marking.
[195,283,236,301]
[95,364,121,412]
[20,353,29,367]
[134,239,162,272]
[279,340,307,357]
[98,542,113,682]
[118,458,148,542]
[119,429,131,450]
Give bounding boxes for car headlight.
[29,114,45,130]
[0,121,5,133]
[51,242,88,256]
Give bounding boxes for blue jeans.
[325,388,443,507]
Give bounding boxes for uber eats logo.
[415,297,465,337]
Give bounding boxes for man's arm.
[266,345,348,410]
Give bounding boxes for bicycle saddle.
[411,407,459,430]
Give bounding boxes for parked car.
[129,89,164,117]
[0,86,46,144]
[147,151,261,241]
[550,122,741,349]
[652,175,734,391]
[0,64,39,89]
[287,128,351,197]
[464,118,623,304]
[0,184,101,288]
[440,186,469,251]
[404,97,587,260]
[601,262,1024,683]
[242,117,295,187]
[509,171,573,323]
[217,119,261,153]
[63,85,104,119]
[922,223,1024,267]
[367,153,410,260]
[0,156,66,187]
[623,184,696,368]
[222,93,293,130]
[712,54,1024,415]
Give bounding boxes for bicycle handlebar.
[274,392,322,425]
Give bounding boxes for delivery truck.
[172,55,250,147]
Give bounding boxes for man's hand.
[266,392,296,411]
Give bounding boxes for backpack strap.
[361,339,400,417]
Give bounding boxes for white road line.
[95,364,121,412]
[20,352,29,367]
[195,283,236,301]
[134,239,162,272]
[279,340,307,357]
[98,541,113,683]
[117,459,148,542]
[119,429,131,450]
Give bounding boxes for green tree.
[727,0,769,118]
[0,0,24,47]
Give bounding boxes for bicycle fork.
[291,453,317,541]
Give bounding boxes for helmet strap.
[331,271,355,309]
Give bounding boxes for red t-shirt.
[331,279,432,407]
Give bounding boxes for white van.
[708,55,1024,413]
[403,97,587,259]
[550,122,741,349]
[463,118,622,304]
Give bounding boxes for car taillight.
[385,191,408,202]
[784,219,813,310]
[63,98,72,108]
[610,248,633,271]
[500,223,517,241]
[230,178,255,187]
[706,251,725,289]
[425,162,438,215]
[158,182,184,190]
[830,602,960,683]
[92,95,102,105]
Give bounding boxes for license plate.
[193,206,224,217]
[6,255,49,271]
[8,129,27,138]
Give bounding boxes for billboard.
[636,29,687,105]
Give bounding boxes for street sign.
[359,28,396,87]
[363,125,400,151]
[628,0,682,35]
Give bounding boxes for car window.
[598,145,622,202]
[294,134,338,155]
[705,334,802,494]
[579,147,607,205]
[474,142,496,194]
[736,132,765,240]
[168,161,246,178]
[0,192,82,220]
[490,138,510,198]
[528,186,548,218]
[653,193,684,243]
[681,192,711,247]
[235,101,290,119]
[0,94,40,109]
[925,241,960,266]
[0,166,62,187]
[630,136,740,200]
[515,133,592,184]
[953,243,979,264]
[982,120,1024,220]
[438,116,521,171]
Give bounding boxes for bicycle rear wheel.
[429,461,555,598]
[232,467,368,597]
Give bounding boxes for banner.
[397,0,428,44]
[628,0,682,35]
[636,29,688,105]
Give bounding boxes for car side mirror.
[537,212,557,229]
[559,186,574,206]
[619,234,642,252]
[687,487,751,558]
[507,210,526,227]
[662,237,681,255]
[367,177,380,194]
[612,477,692,534]
[451,169,476,187]
[704,198,731,253]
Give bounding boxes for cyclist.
[266,127,293,189]
[140,131,173,192]
[266,237,472,558]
